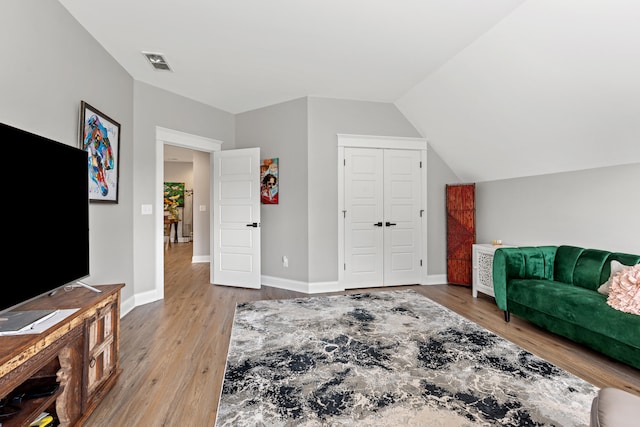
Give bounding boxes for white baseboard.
[423,274,447,285]
[120,294,136,317]
[121,288,163,317]
[307,281,344,294]
[263,274,447,293]
[192,255,210,263]
[134,289,162,306]
[124,272,449,319]
[261,275,343,294]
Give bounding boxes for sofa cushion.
[520,246,556,280]
[554,246,584,284]
[573,249,611,291]
[507,278,640,349]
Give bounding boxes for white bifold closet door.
[344,148,422,288]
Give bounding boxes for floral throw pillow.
[598,260,627,295]
[607,263,640,315]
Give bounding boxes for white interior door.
[343,147,421,288]
[212,148,261,288]
[383,149,422,285]
[344,148,384,287]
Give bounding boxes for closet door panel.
[383,149,422,286]
[344,148,384,287]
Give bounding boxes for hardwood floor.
[85,242,640,426]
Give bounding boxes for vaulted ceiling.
[58,0,640,182]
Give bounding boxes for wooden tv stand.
[0,283,124,427]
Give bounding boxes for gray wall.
[1,1,135,302]
[192,150,211,257]
[426,149,461,277]
[164,161,193,242]
[307,97,428,283]
[2,2,238,305]
[8,1,634,307]
[477,163,640,254]
[395,0,640,267]
[235,98,309,281]
[132,81,235,295]
[236,96,462,282]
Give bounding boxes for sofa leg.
[504,311,510,322]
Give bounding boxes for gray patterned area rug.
[216,290,597,426]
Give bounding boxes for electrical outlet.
[282,256,289,268]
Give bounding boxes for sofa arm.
[591,387,640,427]
[492,247,524,311]
[493,246,558,312]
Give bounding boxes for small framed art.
[260,158,279,204]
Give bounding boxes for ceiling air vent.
[142,52,172,71]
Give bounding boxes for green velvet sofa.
[492,245,640,369]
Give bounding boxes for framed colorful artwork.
[260,158,279,204]
[79,101,121,203]
[164,182,185,214]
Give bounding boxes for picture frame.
[164,182,185,210]
[260,157,279,204]
[79,101,121,203]
[164,182,184,241]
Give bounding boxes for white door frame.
[337,134,428,288]
[155,127,222,300]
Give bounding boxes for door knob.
[246,222,259,227]
[385,222,397,227]
[373,222,383,227]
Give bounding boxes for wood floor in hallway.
[84,242,640,426]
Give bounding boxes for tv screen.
[0,122,89,315]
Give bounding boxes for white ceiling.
[57,1,640,181]
[57,0,525,115]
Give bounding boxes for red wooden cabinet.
[446,184,476,286]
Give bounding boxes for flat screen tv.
[0,122,89,329]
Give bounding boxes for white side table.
[472,243,514,298]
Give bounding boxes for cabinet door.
[446,184,476,286]
[472,245,496,297]
[83,302,117,410]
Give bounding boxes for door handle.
[385,222,397,227]
[246,222,259,227]
[373,222,383,227]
